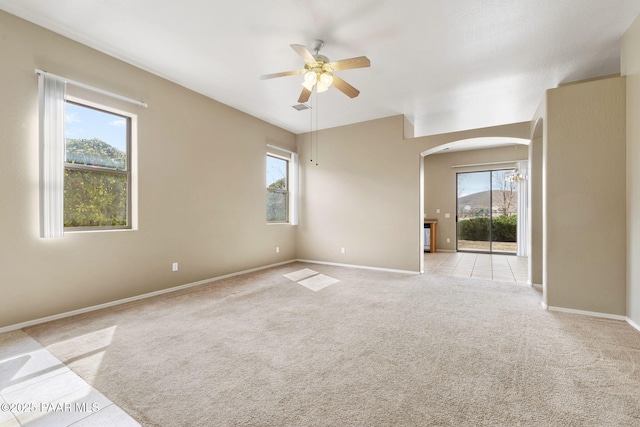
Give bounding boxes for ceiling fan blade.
[298,87,312,103]
[327,56,370,71]
[332,75,360,98]
[291,44,316,64]
[260,69,305,80]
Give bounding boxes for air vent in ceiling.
[292,103,311,111]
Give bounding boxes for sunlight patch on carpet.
[284,268,318,282]
[298,274,339,292]
[45,325,117,383]
[284,269,339,292]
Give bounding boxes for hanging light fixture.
[505,168,527,183]
[505,144,528,183]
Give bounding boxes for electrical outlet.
[436,209,441,214]
[172,262,178,272]
[341,247,346,254]
[276,246,280,253]
[446,238,451,243]
[445,213,450,218]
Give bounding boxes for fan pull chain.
[308,88,319,166]
[315,91,319,166]
[309,90,314,164]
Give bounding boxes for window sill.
[63,227,137,234]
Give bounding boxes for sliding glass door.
[456,171,491,251]
[490,170,518,253]
[456,169,518,254]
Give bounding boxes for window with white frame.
[266,154,289,223]
[64,100,132,229]
[38,70,142,237]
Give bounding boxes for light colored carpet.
[24,262,640,426]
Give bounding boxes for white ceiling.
[2,0,639,137]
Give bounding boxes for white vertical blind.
[290,152,299,225]
[517,160,529,256]
[38,74,66,238]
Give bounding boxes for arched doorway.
[419,137,531,283]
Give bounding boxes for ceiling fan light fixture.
[316,72,334,93]
[316,82,329,93]
[261,41,370,101]
[319,72,333,87]
[302,71,317,90]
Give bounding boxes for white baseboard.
[628,317,640,333]
[0,259,297,334]
[5,258,638,337]
[542,304,640,334]
[296,259,419,275]
[543,304,627,322]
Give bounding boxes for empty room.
[2,1,640,426]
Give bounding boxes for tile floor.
[0,330,138,427]
[424,252,529,284]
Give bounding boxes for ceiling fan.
[260,39,370,103]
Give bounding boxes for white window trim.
[266,145,299,225]
[37,69,144,236]
[63,96,138,232]
[266,153,290,224]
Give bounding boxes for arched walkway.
[419,136,533,283]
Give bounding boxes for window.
[38,70,143,237]
[266,155,289,223]
[456,169,518,254]
[64,101,132,229]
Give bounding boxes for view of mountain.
[457,190,517,217]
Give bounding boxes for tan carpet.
[24,262,640,426]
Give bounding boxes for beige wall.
[623,14,640,326]
[295,116,421,272]
[295,119,531,273]
[0,11,297,328]
[3,7,635,329]
[529,121,544,286]
[543,76,627,316]
[423,146,528,252]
